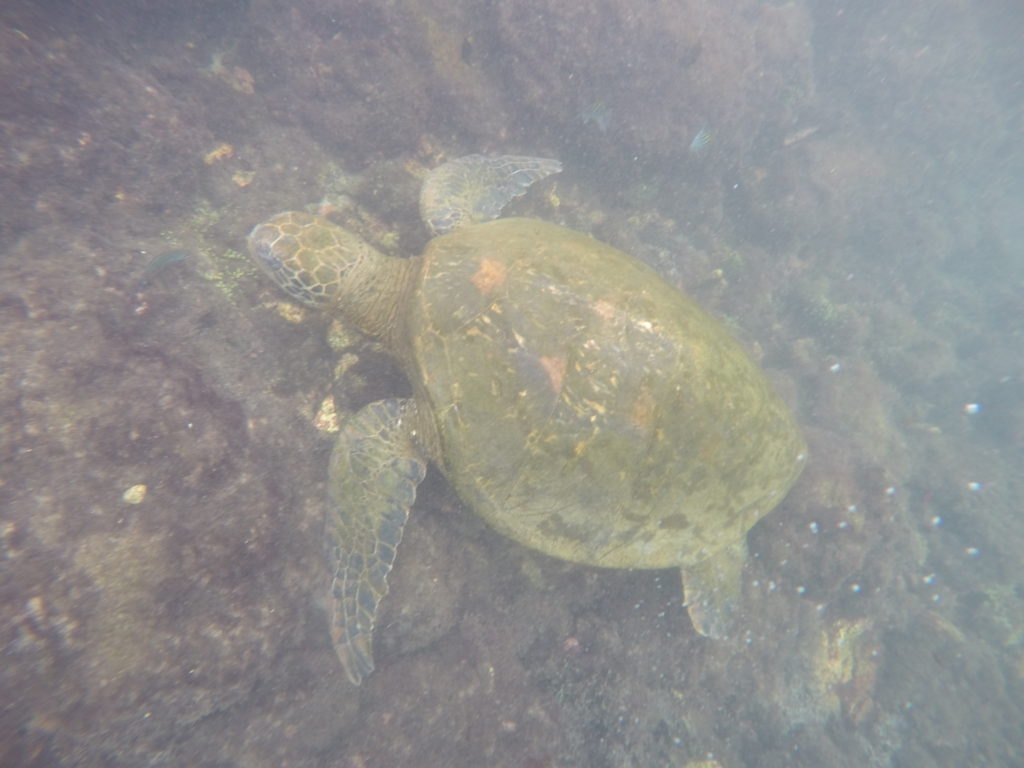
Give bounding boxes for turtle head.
[247,211,358,308]
[247,211,411,339]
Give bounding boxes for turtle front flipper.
[420,154,562,235]
[324,398,427,684]
[681,537,748,639]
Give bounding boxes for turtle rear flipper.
[681,537,748,639]
[420,154,562,236]
[325,398,427,684]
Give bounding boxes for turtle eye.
[254,240,284,272]
[248,225,287,272]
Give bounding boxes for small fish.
[139,249,189,285]
[688,127,712,155]
[577,101,612,133]
[783,125,820,147]
[143,249,189,273]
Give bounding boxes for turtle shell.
[407,217,805,570]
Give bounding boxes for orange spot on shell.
[470,258,507,294]
[539,355,567,393]
[593,298,619,322]
[630,385,656,428]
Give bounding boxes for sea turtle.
[247,154,806,685]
